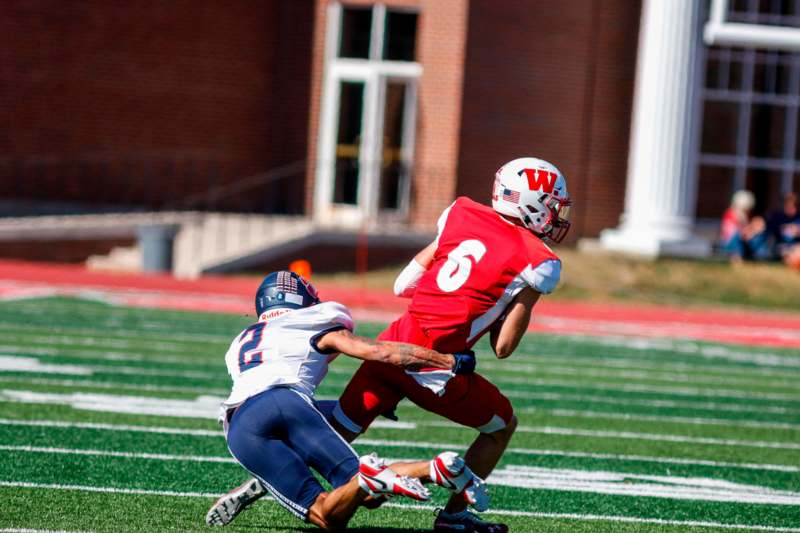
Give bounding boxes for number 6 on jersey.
[436,239,487,292]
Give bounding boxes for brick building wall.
[0,0,314,213]
[3,0,643,245]
[408,0,470,229]
[455,0,641,240]
[305,0,640,239]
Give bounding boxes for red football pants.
[335,312,513,434]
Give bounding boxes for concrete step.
[173,214,314,278]
[86,246,142,273]
[4,211,431,278]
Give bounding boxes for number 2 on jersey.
[436,239,487,292]
[238,322,267,372]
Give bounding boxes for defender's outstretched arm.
[316,329,455,371]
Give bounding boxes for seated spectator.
[766,192,800,259]
[719,190,769,262]
[785,244,800,271]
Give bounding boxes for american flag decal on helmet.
[277,271,299,293]
[502,188,520,203]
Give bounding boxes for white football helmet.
[491,157,572,243]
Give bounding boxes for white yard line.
[1,481,799,532]
[517,426,800,450]
[0,356,92,376]
[5,446,800,506]
[0,321,228,343]
[0,335,189,352]
[386,501,800,532]
[0,376,228,395]
[510,391,800,415]
[0,355,220,380]
[481,361,800,390]
[537,408,800,431]
[546,335,800,368]
[0,445,236,463]
[0,480,219,498]
[358,438,800,471]
[4,315,797,374]
[488,465,800,505]
[4,351,800,406]
[521,354,800,379]
[0,418,221,436]
[9,330,800,384]
[6,389,800,450]
[2,418,797,472]
[501,447,800,473]
[0,345,219,366]
[497,375,800,402]
[7,350,800,397]
[0,529,95,533]
[4,385,800,450]
[3,369,799,412]
[0,391,224,418]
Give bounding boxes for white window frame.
[698,0,800,211]
[314,3,422,227]
[705,0,800,51]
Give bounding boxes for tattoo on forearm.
[378,342,452,370]
[338,330,452,370]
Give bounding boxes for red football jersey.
[407,196,561,353]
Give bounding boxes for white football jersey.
[221,301,354,412]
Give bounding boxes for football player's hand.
[452,351,476,375]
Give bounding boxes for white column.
[600,0,711,257]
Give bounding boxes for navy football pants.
[226,387,359,520]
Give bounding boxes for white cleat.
[430,451,490,512]
[358,453,431,501]
[205,478,268,526]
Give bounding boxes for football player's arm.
[490,287,541,359]
[316,329,455,371]
[393,241,437,297]
[413,241,437,268]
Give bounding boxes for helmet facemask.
[543,194,572,243]
[518,193,572,243]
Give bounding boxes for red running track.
[0,259,798,349]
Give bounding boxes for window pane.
[702,100,739,154]
[745,168,783,215]
[749,104,786,159]
[697,165,735,218]
[340,7,372,59]
[796,109,800,158]
[383,10,418,61]
[379,82,409,210]
[752,55,779,94]
[728,59,744,91]
[334,82,364,205]
[775,60,794,94]
[705,56,723,89]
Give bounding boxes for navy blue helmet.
[255,271,320,316]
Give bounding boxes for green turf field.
[0,296,798,532]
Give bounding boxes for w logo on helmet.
[518,168,557,194]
